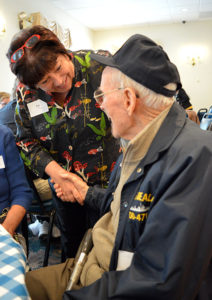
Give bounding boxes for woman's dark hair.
[7,25,70,88]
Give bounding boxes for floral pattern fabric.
[15,50,120,187]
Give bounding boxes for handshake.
[53,171,89,205]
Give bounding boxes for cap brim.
[90,53,118,68]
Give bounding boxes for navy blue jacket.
[64,103,212,300]
[0,100,17,135]
[0,125,32,213]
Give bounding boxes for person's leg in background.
[28,177,61,240]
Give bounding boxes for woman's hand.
[45,161,79,202]
[45,160,88,205]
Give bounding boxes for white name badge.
[0,156,5,169]
[27,100,49,118]
[116,250,134,271]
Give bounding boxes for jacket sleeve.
[84,155,122,217]
[15,85,54,178]
[4,127,33,211]
[63,146,212,300]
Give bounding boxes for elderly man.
[25,34,212,300]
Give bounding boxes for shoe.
[52,224,61,238]
[28,219,40,236]
[38,221,49,240]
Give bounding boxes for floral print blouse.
[15,50,120,187]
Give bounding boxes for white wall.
[0,0,94,94]
[93,20,212,112]
[1,0,212,112]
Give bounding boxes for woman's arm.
[2,205,26,236]
[2,126,33,235]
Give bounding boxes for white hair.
[107,67,176,109]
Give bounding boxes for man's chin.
[111,128,119,139]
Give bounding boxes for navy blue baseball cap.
[91,34,181,97]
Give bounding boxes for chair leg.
[21,214,29,257]
[43,209,56,267]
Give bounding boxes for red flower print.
[73,161,82,171]
[110,161,116,172]
[82,163,88,169]
[87,169,98,178]
[62,151,72,161]
[47,100,55,106]
[73,161,87,172]
[75,81,83,88]
[95,102,101,108]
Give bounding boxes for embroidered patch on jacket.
[129,192,154,222]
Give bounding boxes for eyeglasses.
[10,34,41,63]
[94,88,124,105]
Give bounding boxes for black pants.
[50,182,98,261]
[51,191,86,260]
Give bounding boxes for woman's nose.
[52,74,64,87]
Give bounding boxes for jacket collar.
[147,102,186,160]
[127,102,187,180]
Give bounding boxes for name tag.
[0,156,5,169]
[27,100,49,117]
[116,250,134,271]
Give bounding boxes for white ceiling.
[49,0,212,31]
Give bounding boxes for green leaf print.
[100,112,106,136]
[85,52,91,67]
[87,124,103,136]
[20,151,31,167]
[51,107,57,120]
[43,107,57,137]
[75,51,91,71]
[87,112,106,140]
[43,107,57,125]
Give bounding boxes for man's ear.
[123,88,137,116]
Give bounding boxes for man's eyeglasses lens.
[94,89,104,104]
[94,88,123,105]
